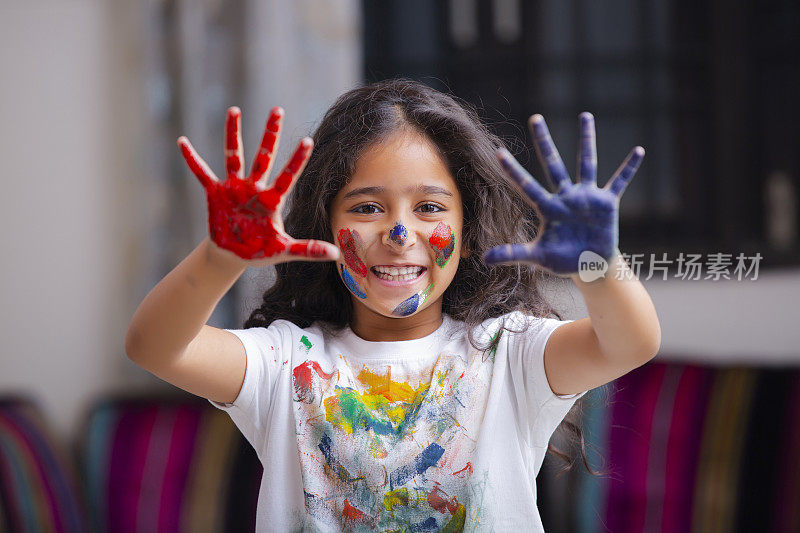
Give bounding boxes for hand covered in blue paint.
[483,113,644,276]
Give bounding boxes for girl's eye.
[417,203,443,214]
[351,204,381,215]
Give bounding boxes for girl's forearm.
[569,252,661,363]
[125,237,247,367]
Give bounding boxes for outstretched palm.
[483,113,644,276]
[178,106,338,262]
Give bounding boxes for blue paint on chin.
[391,283,434,317]
[392,293,420,317]
[340,264,366,299]
[389,222,408,246]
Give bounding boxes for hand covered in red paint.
[178,106,340,265]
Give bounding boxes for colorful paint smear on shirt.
[338,228,369,278]
[392,283,434,317]
[291,344,496,531]
[428,222,456,268]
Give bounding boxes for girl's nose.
[384,221,413,248]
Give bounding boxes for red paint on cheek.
[337,229,369,278]
[429,222,453,248]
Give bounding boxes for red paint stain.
[429,221,453,249]
[292,360,335,403]
[427,486,460,515]
[342,499,375,527]
[179,107,328,261]
[452,461,473,478]
[337,229,368,278]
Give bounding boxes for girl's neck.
[350,298,445,342]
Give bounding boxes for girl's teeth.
[375,269,422,281]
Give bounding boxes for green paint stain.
[485,328,503,361]
[300,335,312,353]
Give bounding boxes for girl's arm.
[485,113,661,396]
[125,107,339,404]
[125,238,250,404]
[544,252,661,396]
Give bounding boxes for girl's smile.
[370,265,428,286]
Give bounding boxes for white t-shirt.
[210,311,587,532]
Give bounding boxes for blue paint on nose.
[389,222,408,246]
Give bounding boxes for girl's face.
[330,130,466,321]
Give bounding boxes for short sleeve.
[504,312,589,448]
[207,324,288,454]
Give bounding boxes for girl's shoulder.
[477,310,564,335]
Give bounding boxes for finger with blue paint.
[483,113,645,276]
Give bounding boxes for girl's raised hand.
[483,113,644,276]
[178,106,340,265]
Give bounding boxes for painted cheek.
[388,221,408,246]
[337,228,369,278]
[340,264,367,299]
[428,222,457,268]
[391,283,434,317]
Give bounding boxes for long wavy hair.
[245,78,606,477]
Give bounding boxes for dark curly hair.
[244,78,606,477]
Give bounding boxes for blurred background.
[1,0,799,531]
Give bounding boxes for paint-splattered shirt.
[210,312,587,532]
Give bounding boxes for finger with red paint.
[177,106,340,265]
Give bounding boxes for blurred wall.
[0,0,362,442]
[0,1,796,447]
[0,2,132,440]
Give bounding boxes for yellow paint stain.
[357,367,419,402]
[387,404,408,425]
[360,392,390,411]
[383,487,408,517]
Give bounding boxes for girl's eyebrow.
[342,184,453,200]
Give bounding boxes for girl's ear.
[460,244,471,258]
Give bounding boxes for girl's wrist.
[203,237,249,273]
[568,247,624,284]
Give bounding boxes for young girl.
[126,79,660,532]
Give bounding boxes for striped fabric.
[0,397,88,533]
[549,360,800,533]
[80,397,262,533]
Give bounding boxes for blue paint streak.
[389,222,408,245]
[411,517,439,531]
[392,293,420,317]
[340,264,366,299]
[389,443,445,488]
